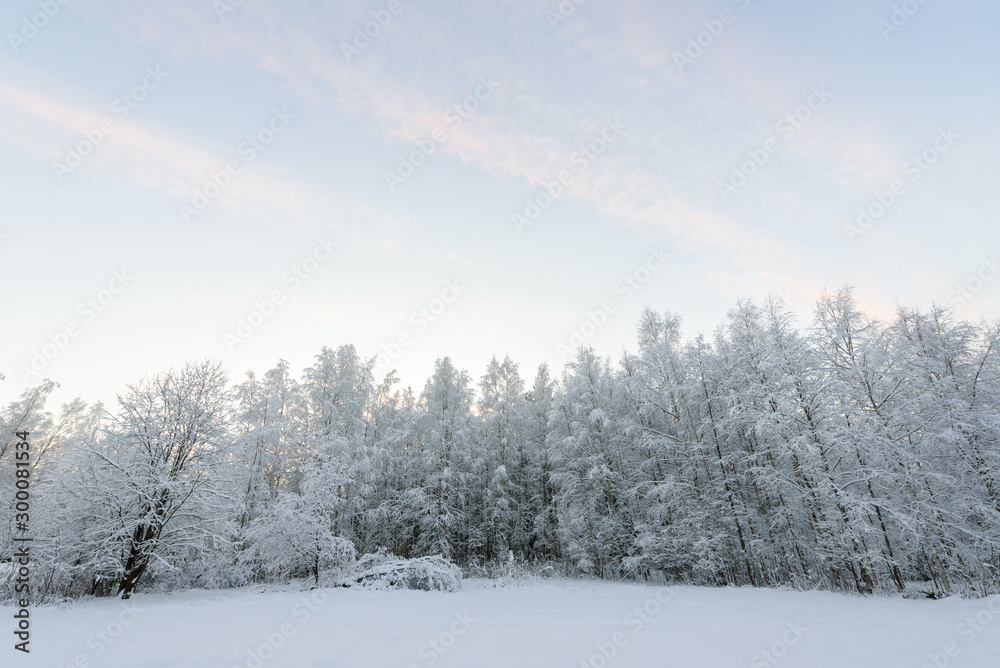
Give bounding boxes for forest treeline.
[2,288,999,599]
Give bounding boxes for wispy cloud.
[27,0,922,309]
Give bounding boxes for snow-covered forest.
[3,288,999,601]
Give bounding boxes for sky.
[1,0,998,408]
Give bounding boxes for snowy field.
[6,580,1000,668]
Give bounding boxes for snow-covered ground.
[7,579,999,668]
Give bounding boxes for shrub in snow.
[464,553,561,588]
[243,493,356,585]
[337,550,462,592]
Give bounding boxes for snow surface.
[7,579,1000,668]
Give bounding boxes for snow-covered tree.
[7,288,1000,600]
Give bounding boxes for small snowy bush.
[243,493,357,584]
[337,550,462,592]
[464,553,560,588]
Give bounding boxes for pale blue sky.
[1,0,997,406]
